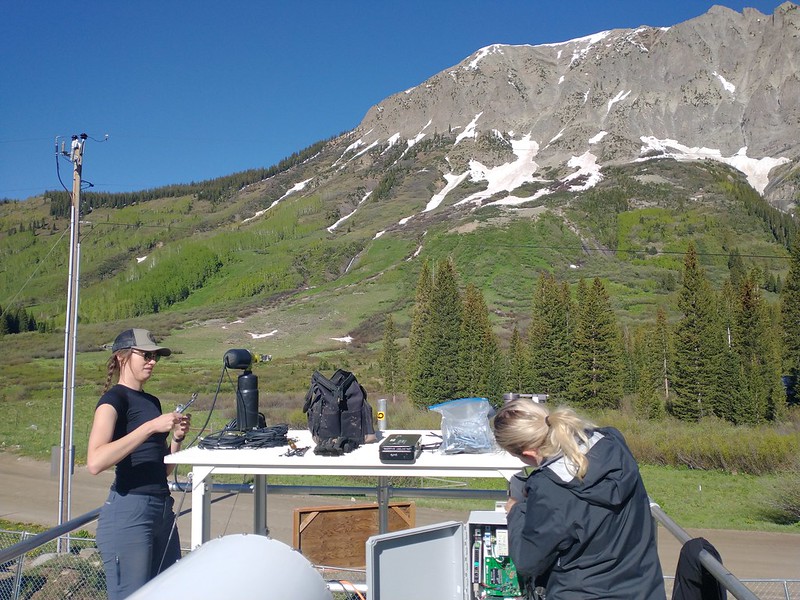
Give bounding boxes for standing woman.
[87,328,190,600]
[493,399,665,599]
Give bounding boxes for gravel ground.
[1,451,798,581]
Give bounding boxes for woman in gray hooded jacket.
[493,399,666,599]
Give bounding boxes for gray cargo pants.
[96,490,181,599]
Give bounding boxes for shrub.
[769,468,800,524]
[597,413,800,475]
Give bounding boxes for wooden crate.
[293,501,415,568]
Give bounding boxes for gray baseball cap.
[111,328,171,356]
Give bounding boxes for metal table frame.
[165,430,525,549]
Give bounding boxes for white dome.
[127,534,332,600]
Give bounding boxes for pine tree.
[407,260,434,408]
[566,278,624,409]
[727,248,747,289]
[670,243,723,421]
[655,306,672,400]
[716,345,749,423]
[714,280,738,420]
[635,356,666,420]
[506,325,530,395]
[528,273,572,398]
[629,323,665,419]
[458,284,490,396]
[781,235,800,396]
[457,284,504,405]
[380,314,401,402]
[731,271,783,423]
[426,259,463,404]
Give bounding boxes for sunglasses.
[131,349,161,363]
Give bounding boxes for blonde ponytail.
[493,399,596,479]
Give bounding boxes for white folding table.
[164,429,526,549]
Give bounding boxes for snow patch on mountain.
[540,31,611,65]
[638,137,789,194]
[453,134,542,207]
[425,171,471,213]
[565,152,602,191]
[712,71,736,93]
[467,45,506,70]
[455,113,483,144]
[242,177,313,223]
[328,191,373,232]
[588,131,608,144]
[607,90,632,115]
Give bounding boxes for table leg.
[254,474,268,536]
[190,466,213,549]
[377,476,390,533]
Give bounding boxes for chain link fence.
[0,531,105,600]
[2,529,799,599]
[662,577,800,599]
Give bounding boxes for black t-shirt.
[96,384,170,496]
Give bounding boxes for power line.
[456,241,792,261]
[0,226,70,313]
[90,220,198,231]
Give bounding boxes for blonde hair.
[103,349,131,393]
[493,399,596,479]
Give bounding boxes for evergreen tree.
[425,259,463,404]
[621,325,638,396]
[458,284,490,396]
[727,248,747,289]
[655,306,672,400]
[528,273,572,398]
[670,243,723,421]
[714,280,738,419]
[635,355,666,420]
[731,271,783,423]
[733,274,766,422]
[566,278,624,409]
[483,348,507,409]
[630,323,665,419]
[380,314,401,402]
[506,325,530,395]
[457,284,504,405]
[716,345,750,423]
[780,235,800,395]
[407,260,434,408]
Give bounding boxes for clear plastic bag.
[429,397,497,454]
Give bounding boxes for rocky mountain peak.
[350,3,800,210]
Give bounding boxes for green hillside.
[0,133,795,361]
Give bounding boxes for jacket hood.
[540,427,640,510]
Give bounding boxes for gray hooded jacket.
[506,427,665,599]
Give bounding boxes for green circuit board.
[483,555,522,597]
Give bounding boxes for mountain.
[353,1,800,211]
[1,3,798,363]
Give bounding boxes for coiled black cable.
[198,423,289,449]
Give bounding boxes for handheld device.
[177,392,198,414]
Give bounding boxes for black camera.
[223,349,262,431]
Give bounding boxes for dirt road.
[1,451,797,580]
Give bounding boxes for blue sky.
[0,1,787,201]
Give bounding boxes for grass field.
[1,353,797,534]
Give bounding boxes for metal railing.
[650,500,761,600]
[0,508,103,600]
[1,488,798,600]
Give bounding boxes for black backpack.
[302,369,376,454]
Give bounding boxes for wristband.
[173,436,185,443]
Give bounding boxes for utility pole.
[57,132,86,553]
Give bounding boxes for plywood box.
[293,502,415,568]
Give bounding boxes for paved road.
[1,452,798,580]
